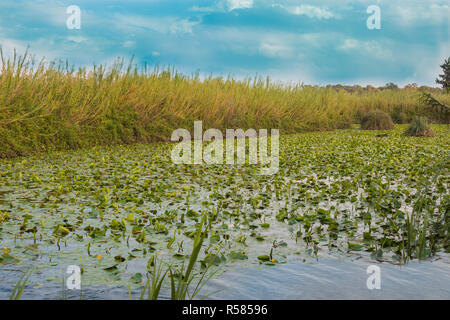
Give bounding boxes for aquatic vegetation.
[0,211,9,223]
[1,50,449,158]
[360,110,394,130]
[140,214,216,300]
[402,159,448,261]
[0,125,448,299]
[169,214,216,300]
[139,254,168,300]
[9,266,34,300]
[404,117,435,137]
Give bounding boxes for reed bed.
[1,49,448,157]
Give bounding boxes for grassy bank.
[1,50,449,158]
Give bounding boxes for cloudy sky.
[0,0,448,86]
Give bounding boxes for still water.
[1,255,448,300]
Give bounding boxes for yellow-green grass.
[1,50,449,158]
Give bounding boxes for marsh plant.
[9,266,34,300]
[402,159,448,262]
[168,214,216,300]
[360,110,394,130]
[139,253,169,300]
[139,213,216,300]
[404,117,435,137]
[171,121,279,175]
[1,49,449,158]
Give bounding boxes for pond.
[0,126,449,299]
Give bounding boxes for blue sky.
[0,0,448,86]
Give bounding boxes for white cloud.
[226,0,254,11]
[391,1,450,27]
[259,42,293,58]
[430,4,449,10]
[190,0,253,13]
[338,39,360,50]
[0,35,121,70]
[189,5,218,13]
[122,41,135,48]
[169,18,200,34]
[115,14,201,35]
[338,39,392,60]
[275,4,335,19]
[67,36,87,43]
[410,42,450,86]
[0,38,29,59]
[201,24,324,59]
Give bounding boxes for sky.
[0,0,448,86]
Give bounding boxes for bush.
[404,117,435,137]
[360,110,394,130]
[391,108,409,124]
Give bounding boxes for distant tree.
[365,85,377,92]
[383,82,399,90]
[404,83,418,90]
[436,57,450,93]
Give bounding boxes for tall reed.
[1,49,448,157]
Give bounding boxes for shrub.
[396,112,409,124]
[391,108,409,124]
[360,110,394,130]
[404,117,435,137]
[335,114,354,129]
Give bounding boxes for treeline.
[324,83,444,94]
